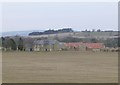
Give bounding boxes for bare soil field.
[2,51,118,83]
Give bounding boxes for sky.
[1,1,118,32]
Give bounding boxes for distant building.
[64,42,83,51]
[33,39,64,51]
[83,43,105,51]
[65,42,105,51]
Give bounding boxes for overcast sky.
[1,2,118,32]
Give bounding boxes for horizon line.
[1,29,119,33]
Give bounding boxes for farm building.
[64,42,105,51]
[83,43,105,51]
[33,39,64,51]
[64,42,85,51]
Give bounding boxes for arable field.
[2,51,118,83]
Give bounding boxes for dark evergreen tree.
[7,39,17,50]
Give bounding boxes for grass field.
[0,52,1,84]
[2,51,118,83]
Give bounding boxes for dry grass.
[0,51,2,84]
[2,51,118,83]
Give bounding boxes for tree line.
[29,28,73,36]
[1,37,24,51]
[0,36,119,51]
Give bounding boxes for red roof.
[64,42,82,47]
[83,43,104,49]
[65,42,104,49]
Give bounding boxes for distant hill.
[28,31,118,40]
[1,30,44,37]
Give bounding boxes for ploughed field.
[2,51,118,83]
